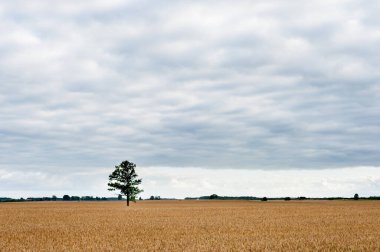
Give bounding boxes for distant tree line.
[2,193,380,203]
[184,193,376,201]
[149,196,161,200]
[193,194,259,200]
[0,195,121,203]
[62,195,110,201]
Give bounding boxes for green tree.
[71,196,80,201]
[354,193,359,200]
[209,194,218,199]
[108,160,143,206]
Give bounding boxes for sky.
[1,0,380,199]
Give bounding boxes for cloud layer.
[1,1,380,196]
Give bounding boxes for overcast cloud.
[1,1,380,198]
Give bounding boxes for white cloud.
[2,166,379,198]
[139,166,380,198]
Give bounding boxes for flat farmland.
[1,200,380,251]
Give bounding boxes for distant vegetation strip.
[186,194,380,201]
[0,196,120,202]
[2,195,380,203]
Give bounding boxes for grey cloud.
[0,0,380,181]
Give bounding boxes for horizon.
[2,195,376,200]
[1,1,380,198]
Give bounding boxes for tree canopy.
[108,160,143,206]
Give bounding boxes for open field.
[1,200,380,251]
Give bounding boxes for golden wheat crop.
[1,200,379,251]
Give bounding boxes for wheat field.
[1,200,379,251]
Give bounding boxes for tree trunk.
[127,194,130,206]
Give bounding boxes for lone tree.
[209,194,218,199]
[354,193,359,200]
[108,160,143,206]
